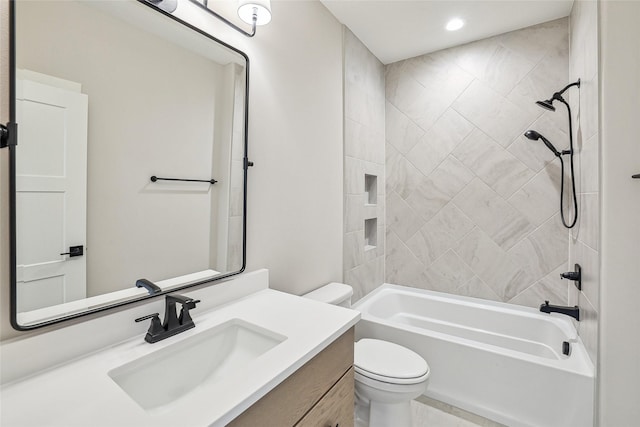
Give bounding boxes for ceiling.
[320,0,574,64]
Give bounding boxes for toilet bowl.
[303,283,430,427]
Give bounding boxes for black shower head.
[535,99,556,112]
[524,130,561,157]
[534,79,581,112]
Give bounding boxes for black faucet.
[135,294,201,343]
[540,300,580,321]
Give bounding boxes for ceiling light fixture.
[446,18,465,32]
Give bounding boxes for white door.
[15,70,88,312]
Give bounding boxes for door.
[15,70,88,312]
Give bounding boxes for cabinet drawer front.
[296,367,354,427]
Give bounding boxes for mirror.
[9,0,249,329]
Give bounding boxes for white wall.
[0,0,344,339]
[598,1,640,425]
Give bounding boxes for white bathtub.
[353,284,595,427]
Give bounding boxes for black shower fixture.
[535,79,581,112]
[524,130,562,157]
[526,79,581,229]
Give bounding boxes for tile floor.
[411,396,506,427]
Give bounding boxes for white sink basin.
[108,319,286,411]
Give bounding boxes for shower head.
[534,79,580,112]
[524,130,561,157]
[535,99,556,112]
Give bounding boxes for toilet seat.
[354,339,430,385]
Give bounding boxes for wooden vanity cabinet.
[228,327,355,427]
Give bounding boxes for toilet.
[304,283,430,427]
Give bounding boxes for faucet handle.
[135,313,164,340]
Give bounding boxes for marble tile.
[418,267,461,293]
[346,256,384,303]
[344,230,364,271]
[453,178,535,250]
[399,54,474,132]
[386,101,424,154]
[345,117,385,165]
[345,194,364,233]
[498,17,569,65]
[345,82,385,136]
[508,113,567,172]
[431,203,476,241]
[385,231,425,286]
[405,203,475,268]
[428,250,475,285]
[450,37,501,82]
[407,109,475,177]
[575,193,599,251]
[404,49,473,92]
[453,129,535,198]
[569,238,600,312]
[453,80,532,147]
[386,143,424,199]
[577,292,598,365]
[508,265,570,309]
[508,161,562,226]
[507,44,569,130]
[581,73,599,141]
[508,214,569,282]
[406,157,474,223]
[578,132,598,194]
[455,227,536,300]
[386,191,423,242]
[344,156,364,195]
[478,44,537,96]
[412,397,506,427]
[405,225,453,268]
[455,276,502,302]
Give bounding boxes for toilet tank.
[303,283,353,308]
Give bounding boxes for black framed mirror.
[8,0,250,330]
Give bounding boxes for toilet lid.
[354,339,429,384]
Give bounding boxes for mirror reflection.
[13,0,247,327]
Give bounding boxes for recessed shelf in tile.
[365,218,377,250]
[365,174,377,205]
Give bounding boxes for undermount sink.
[108,319,287,411]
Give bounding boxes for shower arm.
[555,79,581,98]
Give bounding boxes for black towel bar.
[150,176,217,184]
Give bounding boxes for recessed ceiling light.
[446,18,465,31]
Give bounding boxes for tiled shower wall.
[568,0,599,365]
[343,28,386,302]
[385,19,575,307]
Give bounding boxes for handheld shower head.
[524,130,561,157]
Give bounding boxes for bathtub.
[353,284,595,427]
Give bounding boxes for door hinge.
[0,122,17,149]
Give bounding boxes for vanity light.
[446,18,465,31]
[186,0,272,37]
[238,0,272,26]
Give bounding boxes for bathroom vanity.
[0,270,360,426]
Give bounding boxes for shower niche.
[364,174,378,252]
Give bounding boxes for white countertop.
[1,288,360,427]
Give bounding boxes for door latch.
[60,245,84,257]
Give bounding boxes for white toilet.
[304,283,430,427]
